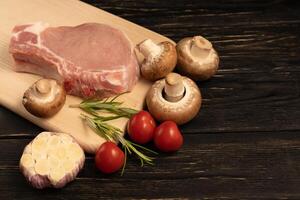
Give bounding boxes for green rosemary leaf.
[81,115,156,168]
[93,115,125,121]
[109,91,129,102]
[119,107,139,117]
[79,94,137,117]
[81,107,98,116]
[121,148,127,176]
[72,93,157,173]
[129,141,158,155]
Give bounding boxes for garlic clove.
[63,159,76,174]
[20,153,35,169]
[19,132,85,189]
[67,143,84,163]
[35,158,50,176]
[49,165,66,184]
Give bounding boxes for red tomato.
[95,141,125,174]
[154,121,183,152]
[127,110,156,144]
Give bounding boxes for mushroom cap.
[23,79,66,118]
[176,36,219,81]
[140,41,177,81]
[146,76,201,125]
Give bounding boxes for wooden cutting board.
[0,0,173,153]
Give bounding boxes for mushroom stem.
[36,79,51,94]
[138,39,162,59]
[164,73,185,102]
[190,36,212,59]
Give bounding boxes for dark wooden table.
[1,0,299,199]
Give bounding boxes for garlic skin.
[19,132,85,189]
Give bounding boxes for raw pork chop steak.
[9,22,140,98]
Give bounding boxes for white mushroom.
[176,36,219,81]
[19,132,85,189]
[137,39,177,81]
[23,78,66,118]
[146,73,201,125]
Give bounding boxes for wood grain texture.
[0,127,299,199]
[1,0,300,199]
[84,0,300,134]
[0,126,299,199]
[0,0,174,153]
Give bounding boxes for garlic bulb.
[19,132,85,189]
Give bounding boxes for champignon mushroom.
[23,79,66,118]
[137,39,177,81]
[146,73,201,125]
[176,36,219,81]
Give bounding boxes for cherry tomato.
[95,141,125,174]
[154,121,183,152]
[127,110,156,144]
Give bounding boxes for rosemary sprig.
[81,114,157,172]
[71,94,157,174]
[70,93,138,118]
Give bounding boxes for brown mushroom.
[23,79,66,118]
[146,73,201,125]
[176,36,219,81]
[137,39,177,81]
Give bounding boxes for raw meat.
[9,22,140,98]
